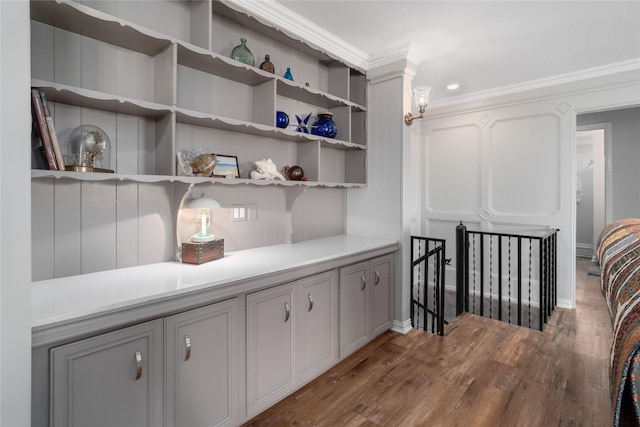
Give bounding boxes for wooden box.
[181,239,224,264]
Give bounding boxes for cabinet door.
[247,283,297,415]
[165,299,238,427]
[50,319,163,427]
[371,255,394,337]
[339,261,370,358]
[297,270,338,383]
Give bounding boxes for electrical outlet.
[232,205,246,222]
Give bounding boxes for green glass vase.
[231,38,255,67]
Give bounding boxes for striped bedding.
[597,218,640,426]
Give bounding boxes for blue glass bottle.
[284,67,293,81]
[311,112,337,138]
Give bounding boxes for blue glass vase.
[276,111,289,129]
[311,112,337,138]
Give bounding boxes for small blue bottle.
[284,67,293,81]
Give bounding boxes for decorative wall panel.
[489,114,561,216]
[427,124,482,214]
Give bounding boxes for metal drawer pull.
[284,302,290,322]
[308,293,314,312]
[184,335,192,361]
[134,350,143,380]
[375,271,380,286]
[361,276,366,291]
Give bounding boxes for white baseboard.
[556,298,573,309]
[391,319,412,334]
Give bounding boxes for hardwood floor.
[243,258,613,426]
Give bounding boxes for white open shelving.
[30,0,368,187]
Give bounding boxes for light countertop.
[32,234,398,347]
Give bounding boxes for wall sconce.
[404,86,431,126]
[184,193,221,243]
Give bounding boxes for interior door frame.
[577,122,613,227]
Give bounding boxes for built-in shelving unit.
[29,0,367,281]
[30,0,367,186]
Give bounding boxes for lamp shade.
[185,193,221,209]
[413,86,431,108]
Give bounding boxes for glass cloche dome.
[67,124,113,173]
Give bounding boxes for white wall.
[0,2,32,425]
[420,68,640,309]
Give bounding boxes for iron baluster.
[528,238,532,328]
[489,235,493,319]
[472,233,477,314]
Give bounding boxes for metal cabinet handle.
[284,302,290,322]
[308,293,314,312]
[360,276,366,291]
[134,350,143,381]
[184,335,192,361]
[375,271,380,286]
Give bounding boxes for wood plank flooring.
[243,258,613,426]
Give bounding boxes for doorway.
[575,127,607,260]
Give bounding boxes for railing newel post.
[455,221,467,316]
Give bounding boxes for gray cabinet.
[297,269,338,384]
[339,261,370,358]
[49,299,239,427]
[371,254,394,337]
[246,269,339,416]
[50,319,164,427]
[246,282,297,416]
[339,254,394,358]
[164,299,239,427]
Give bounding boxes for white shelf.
[175,109,364,150]
[31,170,365,188]
[33,80,173,119]
[30,0,174,57]
[177,43,275,87]
[177,42,365,112]
[277,78,366,112]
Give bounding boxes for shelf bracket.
[285,185,308,244]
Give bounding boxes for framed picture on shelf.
[213,154,240,178]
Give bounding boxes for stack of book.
[31,88,65,171]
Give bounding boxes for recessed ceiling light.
[446,83,460,90]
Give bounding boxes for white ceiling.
[274,1,640,101]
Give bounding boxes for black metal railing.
[410,236,447,336]
[410,223,559,335]
[456,222,558,331]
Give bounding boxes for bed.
[597,218,640,426]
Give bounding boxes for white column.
[347,58,418,332]
[0,1,32,425]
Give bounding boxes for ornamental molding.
[223,0,420,73]
[223,0,369,71]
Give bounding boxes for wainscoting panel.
[489,114,561,216]
[426,124,482,215]
[421,98,572,305]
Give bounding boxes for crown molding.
[223,0,369,71]
[429,58,640,109]
[369,42,421,70]
[221,1,422,74]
